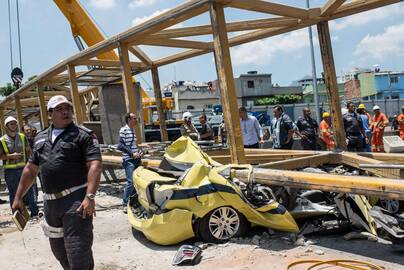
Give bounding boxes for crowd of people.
[179,103,403,153]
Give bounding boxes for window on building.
[247,80,255,89]
[390,76,399,84]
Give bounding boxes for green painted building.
[357,73,376,98]
[303,83,345,103]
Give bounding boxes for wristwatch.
[86,193,95,200]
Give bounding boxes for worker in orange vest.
[319,112,335,151]
[398,106,404,140]
[370,105,388,152]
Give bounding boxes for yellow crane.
[53,0,174,123]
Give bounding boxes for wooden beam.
[76,59,146,69]
[154,49,207,67]
[224,0,310,19]
[67,65,85,125]
[210,2,245,164]
[321,0,346,17]
[211,152,316,165]
[142,38,211,50]
[317,21,346,150]
[234,168,404,200]
[151,67,168,141]
[128,46,153,66]
[0,108,5,135]
[359,152,404,164]
[118,42,143,144]
[37,85,49,129]
[80,95,89,121]
[258,153,330,169]
[15,96,24,131]
[151,17,299,39]
[340,152,402,179]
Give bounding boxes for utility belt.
[43,183,87,201]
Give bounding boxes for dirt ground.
[1,181,403,270]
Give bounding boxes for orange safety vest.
[371,113,387,152]
[398,114,404,140]
[319,120,335,151]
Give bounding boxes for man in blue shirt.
[358,104,371,152]
[239,107,264,148]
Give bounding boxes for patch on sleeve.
[91,133,99,147]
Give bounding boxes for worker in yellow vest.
[0,116,38,216]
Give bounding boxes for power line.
[8,0,14,70]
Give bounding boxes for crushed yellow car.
[128,137,299,245]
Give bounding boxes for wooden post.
[80,95,89,121]
[210,2,245,164]
[37,84,49,129]
[317,21,347,150]
[0,108,5,135]
[15,96,24,132]
[118,42,143,144]
[67,65,85,125]
[151,67,168,141]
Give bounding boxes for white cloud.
[132,9,168,26]
[87,0,116,9]
[132,9,184,28]
[353,22,404,60]
[129,0,158,9]
[330,3,404,31]
[231,29,310,65]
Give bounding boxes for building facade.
[169,71,302,111]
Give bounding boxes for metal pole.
[307,0,320,123]
[16,0,22,69]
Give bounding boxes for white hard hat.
[4,116,17,126]
[47,95,72,111]
[182,112,193,120]
[373,105,380,111]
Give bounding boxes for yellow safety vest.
[0,133,26,169]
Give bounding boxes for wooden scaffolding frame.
[1,0,404,197]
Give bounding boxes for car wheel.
[379,199,403,214]
[199,206,247,243]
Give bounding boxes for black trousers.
[244,143,259,149]
[301,138,317,150]
[275,140,294,150]
[44,188,94,270]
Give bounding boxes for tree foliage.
[0,83,17,97]
[256,94,301,105]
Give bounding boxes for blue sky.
[1,0,404,90]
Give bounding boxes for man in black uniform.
[343,102,367,152]
[198,114,213,141]
[12,95,102,270]
[296,108,319,150]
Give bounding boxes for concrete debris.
[302,167,327,174]
[314,249,325,255]
[294,236,306,246]
[305,248,313,253]
[252,235,261,246]
[344,231,378,242]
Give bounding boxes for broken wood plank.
[234,168,404,200]
[258,153,330,169]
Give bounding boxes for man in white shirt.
[239,107,264,148]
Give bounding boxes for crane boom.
[53,0,149,99]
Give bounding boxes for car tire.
[379,199,403,214]
[199,206,247,243]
